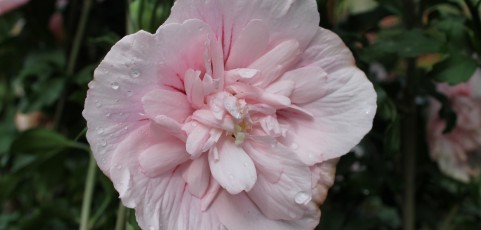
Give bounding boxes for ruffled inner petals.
[208,138,257,194]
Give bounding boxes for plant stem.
[53,0,93,129]
[402,0,418,230]
[403,92,417,230]
[439,204,459,230]
[115,202,127,230]
[79,155,97,230]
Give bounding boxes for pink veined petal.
[279,66,329,104]
[225,20,270,69]
[213,191,320,230]
[247,40,301,87]
[201,176,221,211]
[151,115,187,142]
[265,80,295,98]
[208,138,257,194]
[138,139,190,178]
[166,0,320,52]
[300,27,355,74]
[279,66,377,165]
[184,69,205,108]
[182,155,211,198]
[225,68,260,84]
[185,123,211,158]
[0,0,29,15]
[83,20,216,175]
[142,88,194,123]
[192,109,235,132]
[244,141,312,220]
[108,125,225,230]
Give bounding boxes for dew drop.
[105,113,111,117]
[191,123,198,127]
[111,82,120,90]
[101,140,107,147]
[288,211,297,219]
[97,128,104,134]
[294,192,311,205]
[130,69,140,78]
[290,143,299,150]
[127,90,133,97]
[95,102,102,108]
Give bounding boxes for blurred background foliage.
[0,0,480,229]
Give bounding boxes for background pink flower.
[83,0,376,229]
[0,0,28,15]
[428,68,481,182]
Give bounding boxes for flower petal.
[279,66,376,165]
[185,123,211,158]
[138,139,190,178]
[0,0,29,15]
[184,69,205,108]
[280,66,328,104]
[225,20,270,69]
[142,88,194,123]
[244,141,312,220]
[108,125,224,230]
[166,0,319,52]
[182,155,211,198]
[247,40,301,87]
[213,191,320,230]
[84,20,216,175]
[208,138,257,194]
[300,27,355,74]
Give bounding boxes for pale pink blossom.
[49,12,65,41]
[0,0,28,15]
[83,0,376,229]
[428,68,481,182]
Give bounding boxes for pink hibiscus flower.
[83,0,376,229]
[428,68,481,183]
[0,0,28,15]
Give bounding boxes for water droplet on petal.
[127,90,133,97]
[105,113,111,117]
[111,82,120,90]
[95,102,102,108]
[290,143,299,150]
[97,128,104,134]
[101,140,107,147]
[130,69,140,78]
[288,211,297,218]
[191,123,198,127]
[294,191,311,205]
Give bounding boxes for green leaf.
[431,54,478,85]
[10,128,73,154]
[362,29,444,60]
[385,118,401,153]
